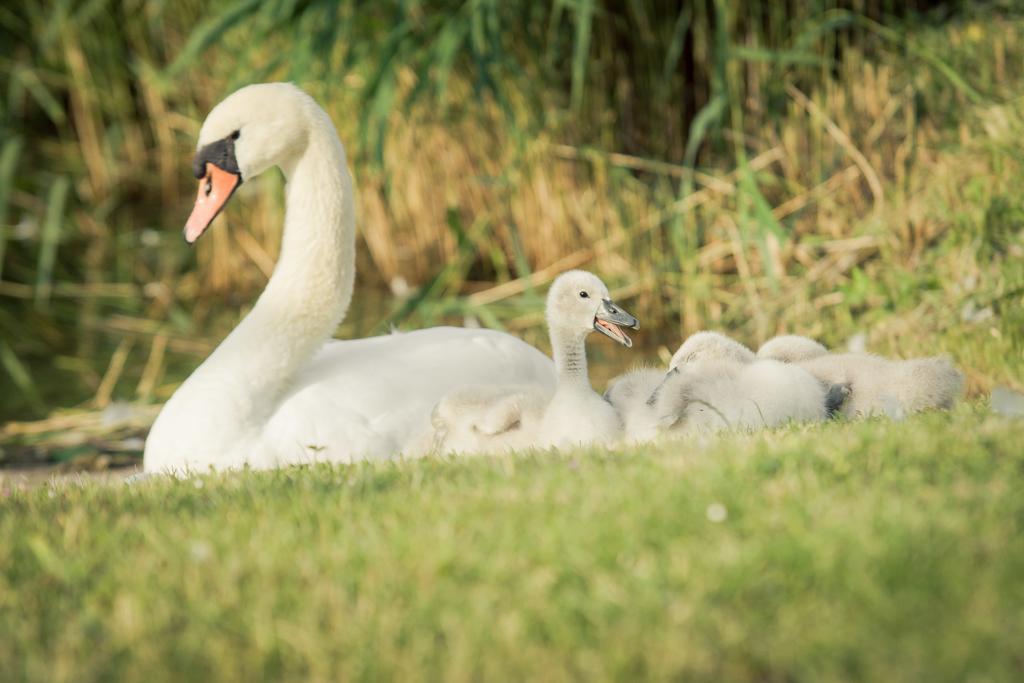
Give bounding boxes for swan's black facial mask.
[184,136,243,244]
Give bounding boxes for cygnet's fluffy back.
[604,368,665,443]
[757,335,829,363]
[798,353,963,418]
[654,358,828,433]
[428,384,550,455]
[670,331,755,368]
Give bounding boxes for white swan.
[757,335,963,418]
[430,270,639,455]
[143,83,554,473]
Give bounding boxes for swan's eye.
[204,178,212,196]
[579,291,589,299]
[230,130,240,140]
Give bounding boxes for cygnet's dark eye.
[230,130,240,140]
[579,291,590,299]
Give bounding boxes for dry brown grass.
[107,19,1024,397]
[2,9,1021,425]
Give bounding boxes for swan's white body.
[143,84,553,473]
[757,335,963,418]
[429,271,635,455]
[261,329,553,465]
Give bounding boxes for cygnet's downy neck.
[189,111,356,410]
[550,326,592,390]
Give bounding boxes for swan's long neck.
[172,110,355,423]
[550,327,592,392]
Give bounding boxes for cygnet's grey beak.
[594,298,640,348]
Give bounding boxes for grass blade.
[0,338,44,415]
[34,176,70,312]
[164,0,263,77]
[0,136,22,282]
[570,0,594,111]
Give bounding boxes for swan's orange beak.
[184,163,241,244]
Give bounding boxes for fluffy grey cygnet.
[756,335,828,363]
[653,356,830,434]
[669,331,756,367]
[429,270,639,455]
[603,368,665,443]
[757,335,964,418]
[606,331,832,440]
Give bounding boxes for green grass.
[3,406,1023,682]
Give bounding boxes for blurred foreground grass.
[2,405,1022,682]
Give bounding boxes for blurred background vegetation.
[1,0,1023,425]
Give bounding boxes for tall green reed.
[0,0,1017,420]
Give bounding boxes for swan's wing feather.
[265,327,554,463]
